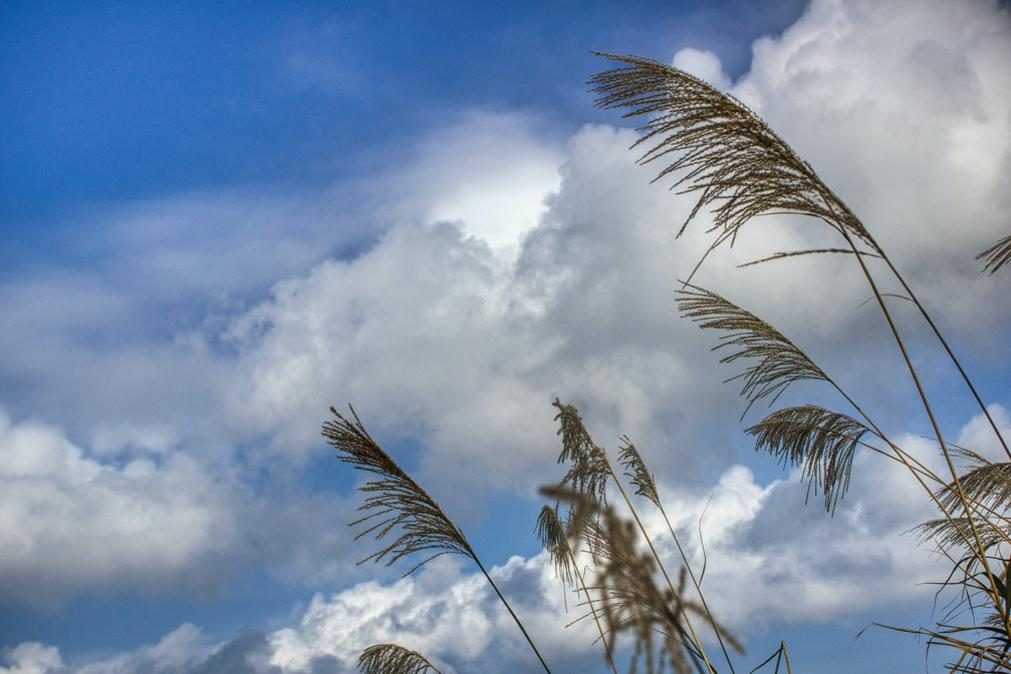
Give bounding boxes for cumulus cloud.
[0,407,358,605]
[0,408,240,605]
[225,0,1011,489]
[726,0,1011,330]
[6,0,1007,484]
[14,403,1002,673]
[382,110,563,254]
[0,643,64,674]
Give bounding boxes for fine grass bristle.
[536,502,620,673]
[545,485,742,674]
[617,436,661,509]
[536,504,577,588]
[358,644,442,674]
[976,234,1011,275]
[553,398,610,505]
[589,48,1011,674]
[747,405,870,513]
[937,448,1011,515]
[322,405,475,575]
[676,283,828,415]
[326,405,554,673]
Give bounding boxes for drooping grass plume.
[358,644,442,674]
[746,405,871,513]
[537,504,578,588]
[917,516,1008,554]
[324,405,553,674]
[591,52,1010,467]
[322,405,474,575]
[549,485,696,674]
[917,448,1011,591]
[549,400,722,673]
[977,234,1011,275]
[937,448,1011,515]
[547,486,741,674]
[536,504,619,674]
[676,284,828,414]
[618,436,661,509]
[553,398,611,505]
[591,49,1011,670]
[589,52,875,272]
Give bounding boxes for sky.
[1,0,1010,672]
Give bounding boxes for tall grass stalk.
[551,399,721,673]
[322,406,553,674]
[591,51,1011,669]
[328,49,1011,674]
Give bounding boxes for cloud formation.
[1,0,1010,661]
[12,402,1003,672]
[0,407,360,607]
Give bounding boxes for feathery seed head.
[358,644,442,674]
[323,405,474,576]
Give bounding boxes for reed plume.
[618,435,660,509]
[675,284,827,415]
[591,50,1009,459]
[590,51,874,282]
[746,405,870,513]
[936,448,1011,516]
[537,504,619,674]
[619,437,742,673]
[592,50,1011,668]
[547,486,741,674]
[322,405,473,575]
[977,234,1011,275]
[358,644,442,674]
[324,405,553,673]
[537,504,577,588]
[550,400,731,673]
[553,398,611,505]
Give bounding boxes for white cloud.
[390,110,563,254]
[75,624,216,674]
[17,403,1001,672]
[0,643,63,674]
[10,0,1008,484]
[957,403,1011,463]
[225,0,1011,487]
[723,0,1011,332]
[243,401,1010,659]
[0,408,239,606]
[0,407,358,605]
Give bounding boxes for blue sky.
[2,1,1010,673]
[1,1,802,247]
